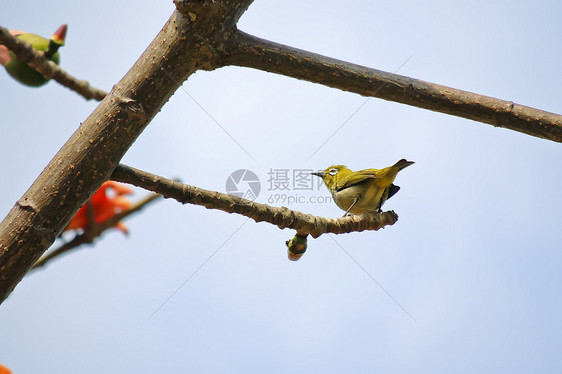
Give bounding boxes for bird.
[312,159,414,216]
[0,24,67,87]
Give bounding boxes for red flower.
[64,181,133,234]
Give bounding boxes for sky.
[1,0,562,373]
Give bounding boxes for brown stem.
[111,164,398,238]
[225,30,562,143]
[0,25,107,101]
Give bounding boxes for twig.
[111,164,398,238]
[0,25,107,101]
[29,193,161,272]
[225,30,562,143]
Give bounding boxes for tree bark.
[225,31,562,142]
[0,0,254,304]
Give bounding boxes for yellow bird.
[312,159,414,216]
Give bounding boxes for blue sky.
[1,1,561,373]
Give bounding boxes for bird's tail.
[393,159,415,171]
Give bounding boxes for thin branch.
[111,164,398,238]
[0,25,107,100]
[29,193,161,272]
[225,30,562,143]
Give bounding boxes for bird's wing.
[334,169,381,191]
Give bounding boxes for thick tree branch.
[111,164,398,238]
[0,1,255,304]
[225,31,562,143]
[0,25,107,101]
[29,193,161,272]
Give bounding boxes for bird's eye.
[329,168,338,176]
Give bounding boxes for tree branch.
[0,25,107,101]
[225,31,562,143]
[0,1,255,304]
[111,164,398,238]
[29,193,161,272]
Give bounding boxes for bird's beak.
[311,171,325,178]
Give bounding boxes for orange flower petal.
[64,181,133,234]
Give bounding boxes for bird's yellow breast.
[331,179,386,215]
